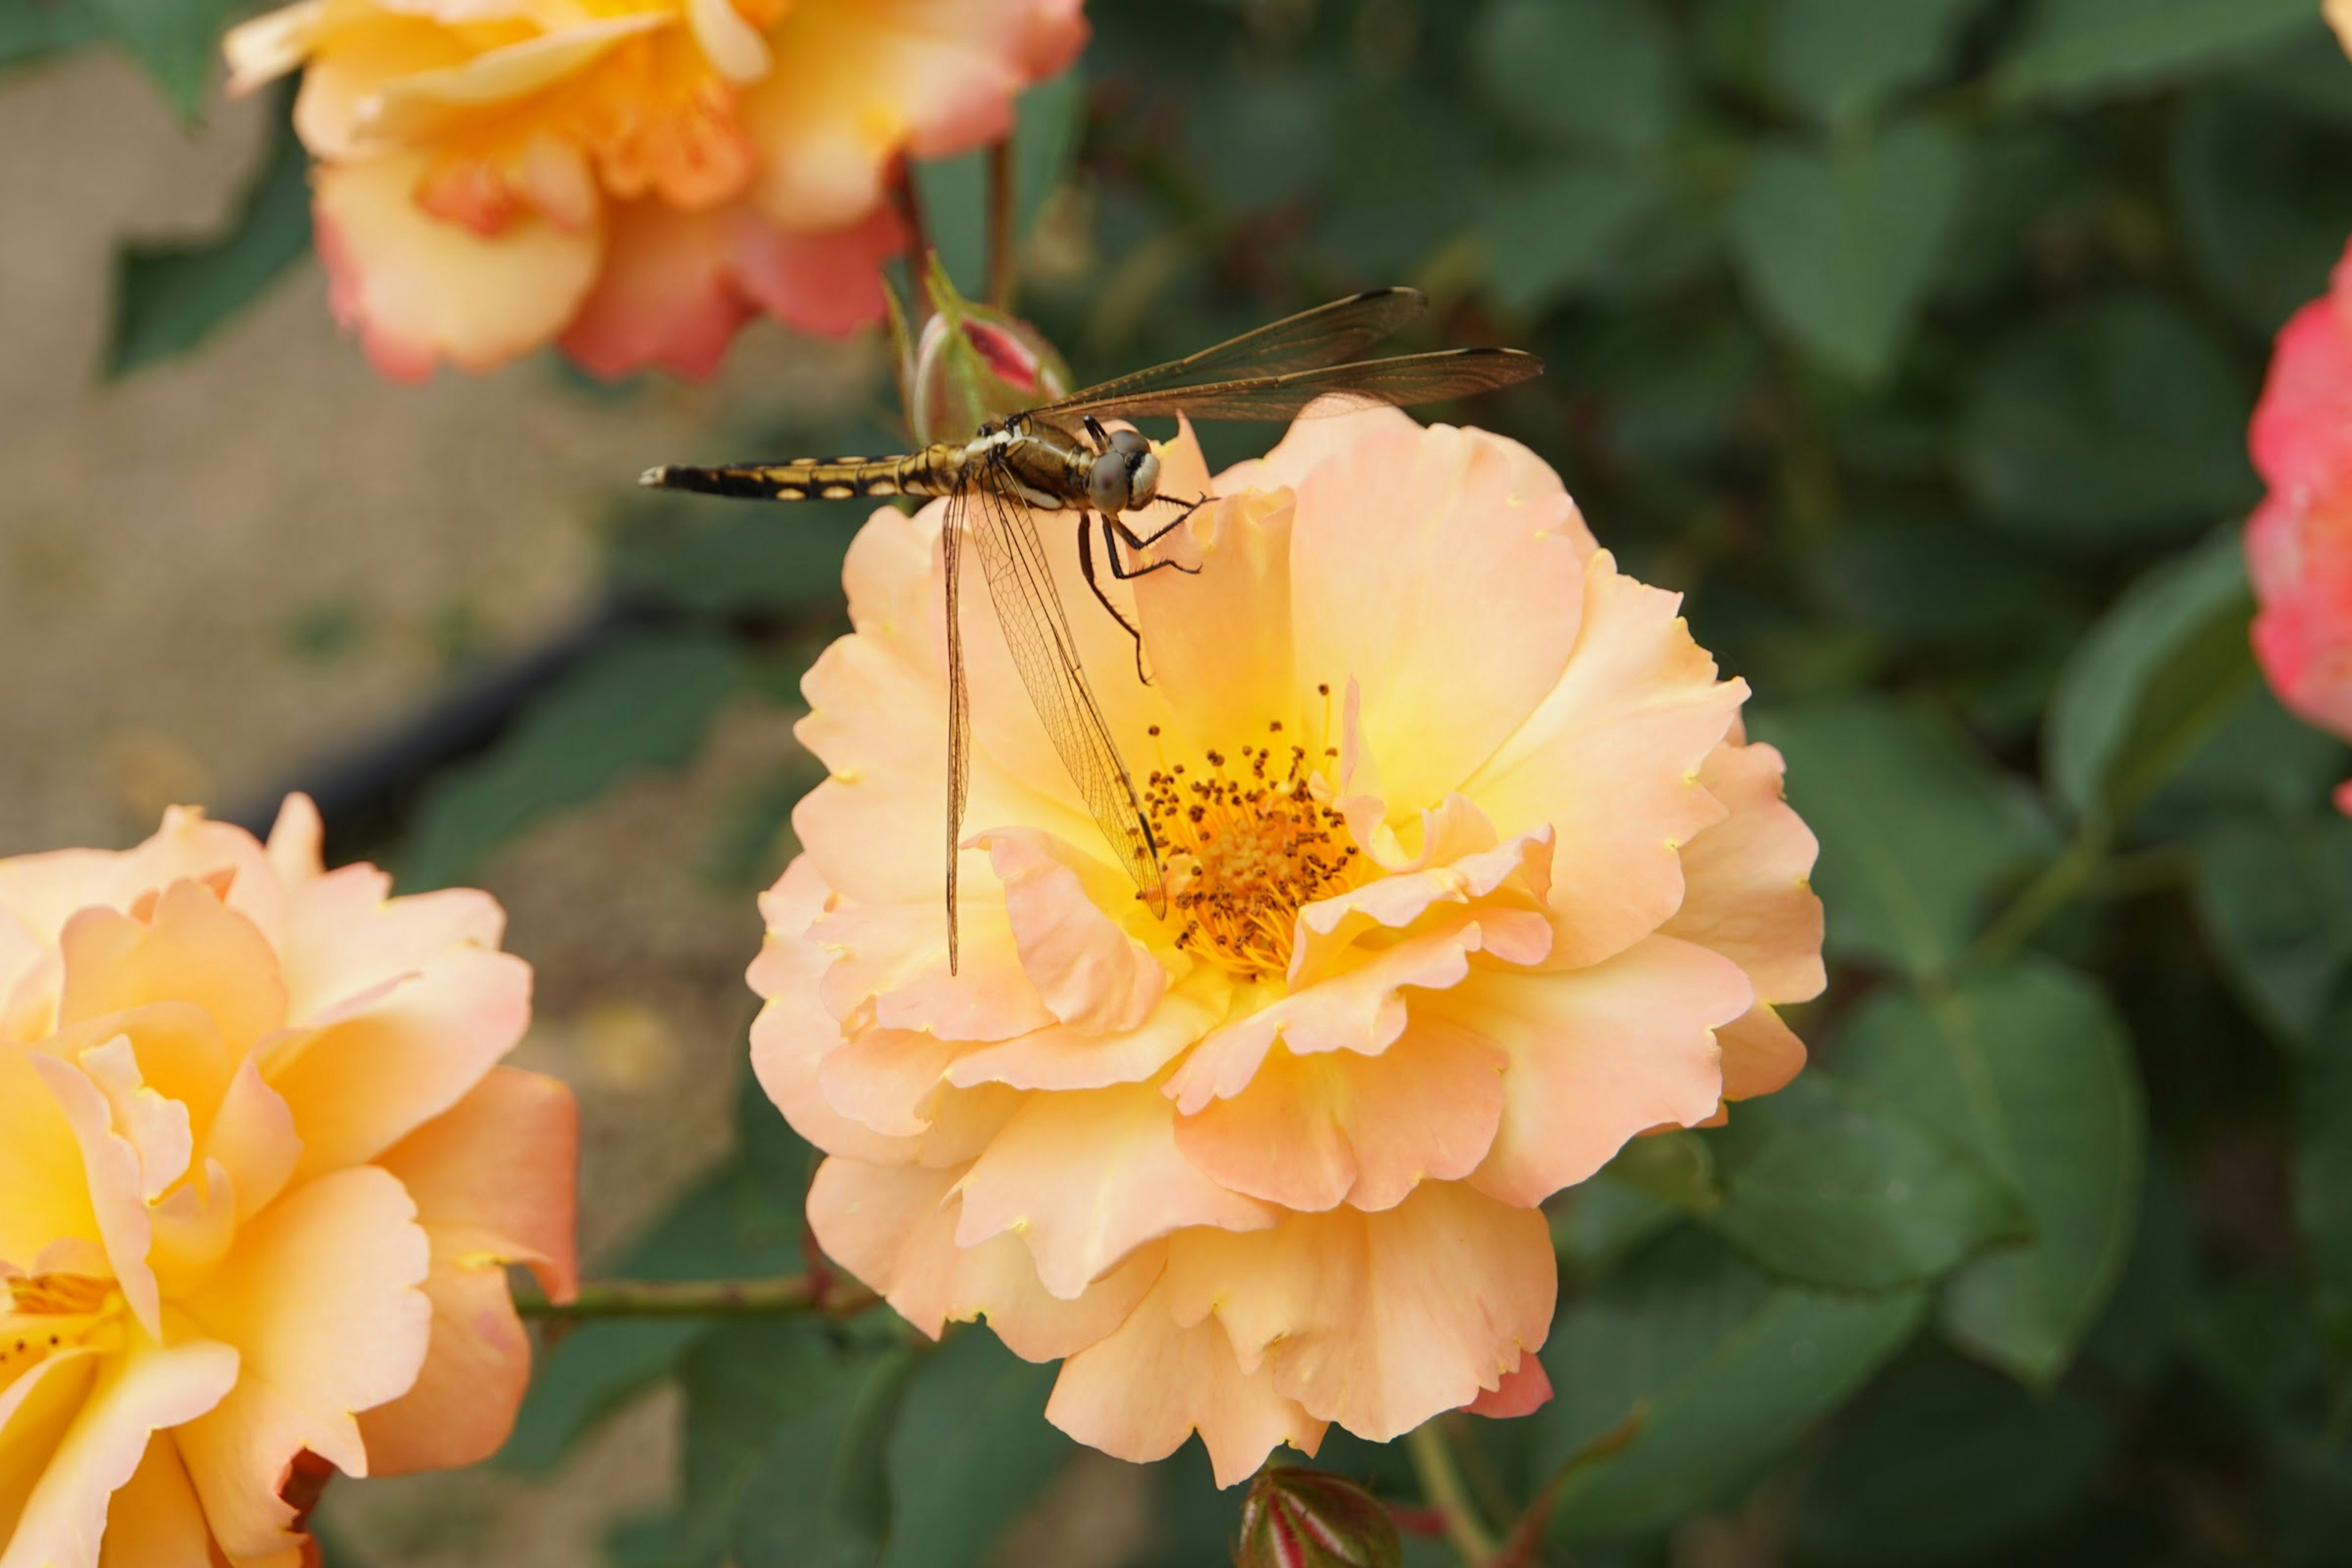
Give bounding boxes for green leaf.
[734,1341,920,1568]
[0,0,102,70]
[1765,0,1984,126]
[2173,90,2352,334]
[1994,0,2320,107]
[2194,813,2352,1048]
[880,1332,1069,1568]
[86,0,239,119]
[1961,293,2258,547]
[1727,119,1969,383]
[677,1322,914,1568]
[2296,1016,2352,1362]
[614,508,863,620]
[1535,1229,1925,1539]
[1793,1349,2114,1564]
[2043,530,2255,825]
[1472,0,1684,154]
[108,96,312,375]
[1479,161,1666,317]
[1839,962,2146,1385]
[401,630,744,891]
[1749,700,2054,981]
[1704,1072,2027,1291]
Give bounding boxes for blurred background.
[9,0,2352,1564]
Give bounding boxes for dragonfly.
[641,288,1542,970]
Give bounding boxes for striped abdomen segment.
[640,444,967,502]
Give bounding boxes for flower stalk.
[1405,1421,1499,1566]
[514,1275,875,1322]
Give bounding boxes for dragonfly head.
[1088,428,1161,514]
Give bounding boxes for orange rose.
[748,410,1824,1483]
[0,799,575,1566]
[224,0,1087,380]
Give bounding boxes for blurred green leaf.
[1535,1229,1925,1539]
[1184,69,1334,213]
[1961,293,2258,547]
[86,0,238,118]
[1839,961,2146,1385]
[2296,1014,2352,1363]
[1994,0,2320,107]
[2044,530,2255,825]
[1705,1072,2027,1291]
[1809,518,2063,650]
[1473,0,1684,154]
[1728,120,1969,383]
[1794,1350,2114,1564]
[402,630,744,891]
[679,1322,913,1568]
[1480,161,1665,318]
[1553,1174,1687,1275]
[0,0,100,69]
[107,94,311,375]
[2174,91,2352,334]
[500,1070,810,1473]
[880,1332,1068,1568]
[1750,700,2053,981]
[2078,1160,2195,1387]
[615,508,862,619]
[2195,812,2352,1048]
[1134,1442,1247,1568]
[1765,0,1984,126]
[736,1341,919,1568]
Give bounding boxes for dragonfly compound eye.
[1128,447,1162,506]
[1088,450,1134,513]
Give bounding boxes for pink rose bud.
[899,263,1075,444]
[1236,1467,1404,1568]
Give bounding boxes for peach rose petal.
[1291,424,1590,813]
[1717,1002,1809,1104]
[1046,1272,1327,1488]
[1130,487,1302,747]
[954,1082,1275,1299]
[27,1054,163,1338]
[0,1047,104,1267]
[176,1167,432,1559]
[263,944,531,1182]
[314,151,604,382]
[1171,1183,1556,1441]
[274,865,504,1027]
[1663,740,1826,1005]
[96,1436,212,1568]
[983,828,1167,1035]
[1464,1351,1553,1419]
[1466,553,1746,969]
[1175,1019,1507,1215]
[807,1158,1156,1361]
[56,885,287,1058]
[1442,937,1752,1208]
[1,1338,239,1568]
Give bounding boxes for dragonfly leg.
[1119,494,1213,551]
[1077,513,1153,685]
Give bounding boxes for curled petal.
[1046,1270,1325,1488]
[1664,739,1825,1005]
[954,1081,1275,1299]
[1167,1181,1556,1441]
[808,1158,1154,1361]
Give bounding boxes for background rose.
[749,410,1823,1482]
[221,0,1085,379]
[2249,238,2352,815]
[0,799,575,1567]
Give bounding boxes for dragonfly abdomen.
[640,445,968,502]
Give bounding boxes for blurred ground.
[0,47,1137,1568]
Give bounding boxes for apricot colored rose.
[0,799,575,1567]
[747,410,1823,1483]
[223,0,1085,380]
[2248,237,2352,814]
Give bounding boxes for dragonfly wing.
[1041,347,1544,426]
[1025,288,1428,418]
[960,464,1165,912]
[944,483,973,973]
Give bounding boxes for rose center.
[1145,720,1360,981]
[0,1272,116,1392]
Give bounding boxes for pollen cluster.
[1144,718,1360,980]
[0,1273,107,1381]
